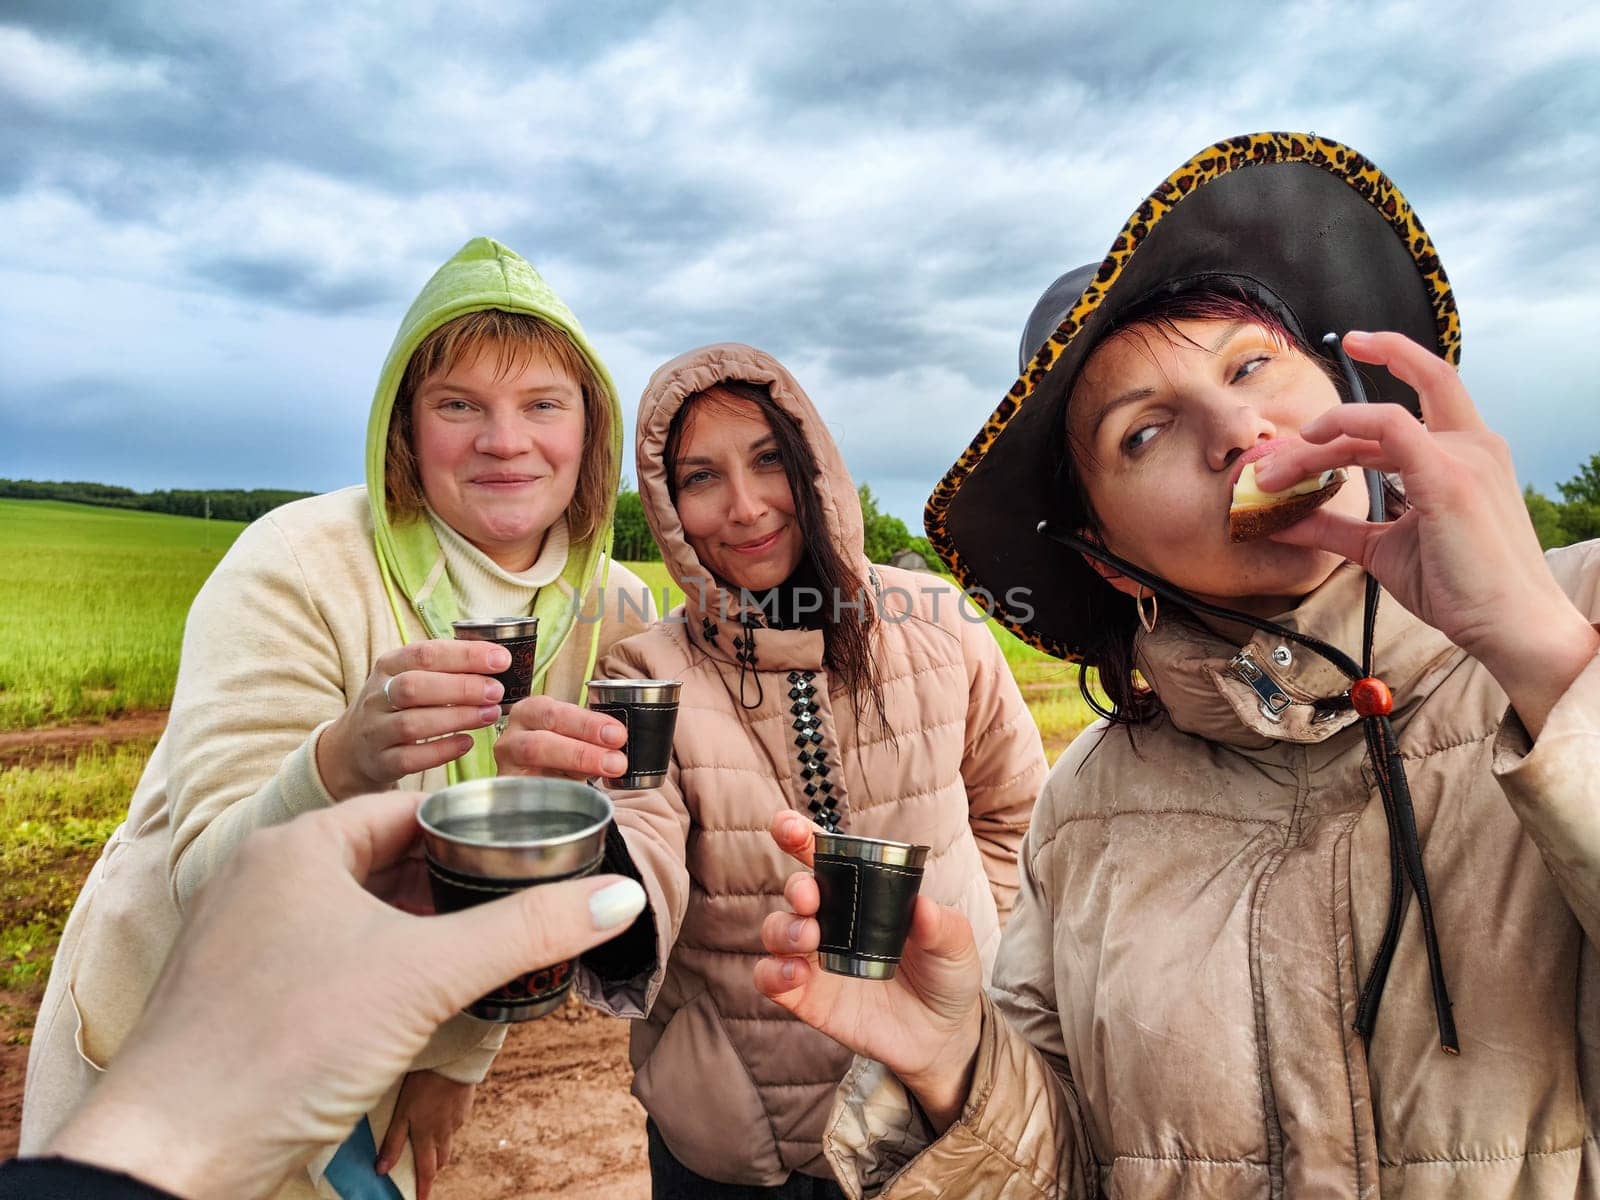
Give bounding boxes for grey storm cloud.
[1,0,1598,522]
[192,253,400,314]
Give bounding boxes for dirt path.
[436,1003,649,1200]
[0,711,169,768]
[0,990,34,1161]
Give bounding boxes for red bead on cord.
[1350,677,1394,718]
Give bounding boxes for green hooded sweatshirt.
[362,237,622,781]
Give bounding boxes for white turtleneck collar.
[426,509,571,620]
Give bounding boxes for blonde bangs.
[385,310,617,544]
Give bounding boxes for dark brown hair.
[386,309,615,543]
[1060,282,1333,728]
[666,381,890,731]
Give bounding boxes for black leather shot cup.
[586,679,681,789]
[812,831,930,980]
[417,777,612,1021]
[452,616,540,711]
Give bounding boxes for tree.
[1560,502,1600,544]
[857,484,915,564]
[1524,486,1567,551]
[1557,453,1600,508]
[1522,453,1600,550]
[612,478,661,561]
[905,535,945,574]
[0,479,311,521]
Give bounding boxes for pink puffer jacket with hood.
[576,343,1045,1185]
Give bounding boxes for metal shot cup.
[417,776,612,1021]
[585,679,682,789]
[452,617,539,711]
[812,831,930,980]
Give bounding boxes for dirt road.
[436,1003,650,1200]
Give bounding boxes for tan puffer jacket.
[825,546,1600,1199]
[576,344,1044,1186]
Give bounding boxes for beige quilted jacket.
[577,344,1045,1185]
[825,545,1600,1199]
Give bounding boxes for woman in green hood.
[20,238,657,1200]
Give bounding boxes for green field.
[2,740,156,992]
[0,499,248,729]
[620,558,683,613]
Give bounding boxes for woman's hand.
[44,791,647,1200]
[495,695,628,781]
[317,640,511,800]
[375,1070,475,1200]
[753,811,985,1132]
[1257,331,1599,736]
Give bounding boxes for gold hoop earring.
[1135,586,1159,634]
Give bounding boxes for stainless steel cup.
[585,679,682,789]
[812,830,930,980]
[417,776,612,1021]
[452,616,540,711]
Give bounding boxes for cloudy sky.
[3,0,1597,526]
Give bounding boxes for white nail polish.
[589,879,646,930]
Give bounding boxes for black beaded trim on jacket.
[734,614,764,710]
[732,627,759,668]
[788,669,839,831]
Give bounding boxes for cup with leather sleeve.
[418,776,611,1020]
[453,616,540,711]
[812,830,929,981]
[585,679,681,789]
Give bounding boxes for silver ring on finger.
[382,676,400,711]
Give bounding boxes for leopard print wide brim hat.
[924,131,1461,662]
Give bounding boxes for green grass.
[0,740,150,843]
[618,558,684,614]
[0,739,153,995]
[0,499,246,728]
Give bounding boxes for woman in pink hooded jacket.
[497,343,1045,1197]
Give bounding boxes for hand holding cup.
[45,791,645,1200]
[317,640,511,801]
[451,617,540,711]
[754,811,986,1132]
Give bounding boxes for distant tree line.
[0,479,313,523]
[857,484,942,571]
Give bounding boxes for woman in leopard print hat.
[760,131,1600,1198]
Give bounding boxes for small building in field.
[888,547,933,573]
